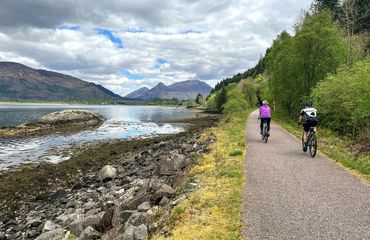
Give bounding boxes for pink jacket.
[259,105,271,118]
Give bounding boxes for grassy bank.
[273,112,370,182]
[153,110,250,240]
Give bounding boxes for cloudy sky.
[0,0,311,96]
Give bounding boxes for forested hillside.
[207,0,370,141]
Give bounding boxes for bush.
[222,83,248,114]
[311,59,370,138]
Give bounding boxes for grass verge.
[273,112,370,182]
[152,110,250,240]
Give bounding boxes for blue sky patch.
[155,58,168,69]
[57,25,81,31]
[120,70,144,80]
[96,28,124,49]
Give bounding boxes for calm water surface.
[0,104,198,170]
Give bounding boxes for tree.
[195,93,205,105]
[339,0,370,63]
[311,0,340,13]
[311,59,370,138]
[241,78,257,107]
[216,87,227,113]
[266,11,348,116]
[294,10,347,93]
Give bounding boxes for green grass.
[152,110,251,240]
[273,112,370,181]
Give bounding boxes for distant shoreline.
[0,101,66,105]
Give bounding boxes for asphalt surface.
[243,110,370,240]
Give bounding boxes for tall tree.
[312,0,340,13]
[266,11,348,116]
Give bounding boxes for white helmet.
[262,100,268,105]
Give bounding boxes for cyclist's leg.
[302,123,310,149]
[260,118,265,134]
[266,118,271,132]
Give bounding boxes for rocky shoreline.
[0,116,218,240]
[0,110,105,138]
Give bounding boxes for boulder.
[42,220,62,233]
[137,202,151,212]
[159,196,170,206]
[101,225,124,240]
[97,165,117,182]
[159,151,188,175]
[151,184,176,202]
[69,220,84,237]
[50,190,67,203]
[133,224,148,240]
[35,228,65,240]
[125,212,147,227]
[118,210,137,226]
[122,225,135,240]
[79,226,102,240]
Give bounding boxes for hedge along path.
[152,111,249,240]
[243,110,370,240]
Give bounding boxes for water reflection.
[0,105,195,170]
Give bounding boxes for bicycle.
[261,119,269,143]
[298,122,317,157]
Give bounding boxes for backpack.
[302,107,318,123]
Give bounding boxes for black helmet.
[306,100,313,107]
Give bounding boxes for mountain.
[125,87,149,99]
[0,62,122,102]
[125,80,212,100]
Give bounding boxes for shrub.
[311,59,370,138]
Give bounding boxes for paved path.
[243,110,370,240]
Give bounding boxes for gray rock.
[30,219,43,227]
[101,225,124,240]
[35,228,65,240]
[69,220,84,237]
[66,201,76,209]
[152,184,176,201]
[50,190,67,202]
[26,230,39,238]
[125,212,147,227]
[83,213,104,229]
[119,210,137,225]
[42,220,62,233]
[85,209,100,216]
[137,202,151,212]
[159,196,170,206]
[56,213,84,227]
[72,181,84,190]
[97,165,117,182]
[122,225,134,240]
[75,209,85,215]
[133,224,148,240]
[79,226,102,240]
[83,202,95,210]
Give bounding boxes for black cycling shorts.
[303,120,317,132]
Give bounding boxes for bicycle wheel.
[263,123,268,143]
[309,133,317,157]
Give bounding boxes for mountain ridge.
[125,80,212,100]
[0,62,122,102]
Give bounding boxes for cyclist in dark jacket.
[299,101,318,151]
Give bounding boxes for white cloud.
[0,0,312,96]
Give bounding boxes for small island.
[0,110,105,138]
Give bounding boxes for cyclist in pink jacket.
[259,100,271,135]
